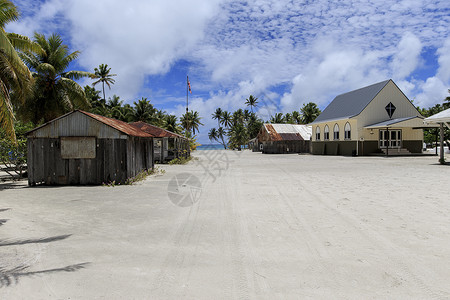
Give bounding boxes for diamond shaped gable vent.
[385,102,396,119]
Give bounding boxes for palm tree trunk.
[220,135,226,149]
[102,82,106,101]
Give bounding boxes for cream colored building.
[310,79,424,156]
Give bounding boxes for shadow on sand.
[0,180,27,191]
[0,209,90,288]
[0,234,72,247]
[0,263,90,288]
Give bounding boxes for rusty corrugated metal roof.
[80,111,154,138]
[262,124,312,141]
[265,124,282,141]
[130,121,187,139]
[278,133,304,141]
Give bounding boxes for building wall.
[261,141,310,154]
[28,111,126,139]
[312,118,358,142]
[28,138,129,185]
[126,137,153,178]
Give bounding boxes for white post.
[440,122,445,164]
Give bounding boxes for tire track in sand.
[278,161,450,300]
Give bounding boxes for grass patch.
[103,167,165,187]
[168,156,195,165]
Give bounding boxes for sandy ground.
[1,150,450,299]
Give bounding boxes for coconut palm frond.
[63,70,93,80]
[7,32,44,55]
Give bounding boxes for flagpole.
[186,75,189,114]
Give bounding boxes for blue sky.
[6,0,450,143]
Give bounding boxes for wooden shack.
[257,124,312,154]
[27,110,154,185]
[130,121,190,163]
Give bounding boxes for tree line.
[208,95,321,149]
[417,90,450,146]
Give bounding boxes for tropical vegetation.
[0,0,40,141]
[208,96,325,150]
[92,63,116,101]
[19,32,92,124]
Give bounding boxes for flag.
[187,76,192,94]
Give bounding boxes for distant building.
[257,124,312,154]
[27,110,154,185]
[310,79,424,156]
[130,121,190,163]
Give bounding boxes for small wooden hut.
[27,110,154,185]
[257,124,312,154]
[130,122,190,163]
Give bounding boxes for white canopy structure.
[424,108,450,164]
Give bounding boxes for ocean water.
[196,144,225,150]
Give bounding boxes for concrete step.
[380,148,411,155]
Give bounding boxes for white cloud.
[280,39,387,112]
[414,77,448,107]
[413,38,450,108]
[436,38,450,82]
[391,32,422,79]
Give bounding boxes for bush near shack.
[0,122,34,180]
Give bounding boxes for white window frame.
[344,122,351,140]
[324,125,330,141]
[315,126,321,141]
[333,124,340,140]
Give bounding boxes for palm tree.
[19,33,92,123]
[0,0,39,140]
[232,108,245,125]
[107,94,122,109]
[164,114,181,134]
[217,126,227,149]
[181,110,203,135]
[443,89,450,109]
[292,111,302,124]
[153,110,167,128]
[245,95,258,113]
[190,110,203,134]
[247,114,263,139]
[107,95,124,119]
[115,104,134,122]
[131,97,156,122]
[244,109,251,122]
[229,122,248,150]
[285,113,294,124]
[92,64,116,101]
[208,127,217,142]
[270,112,285,124]
[212,107,223,127]
[220,110,232,128]
[300,102,321,124]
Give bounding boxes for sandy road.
[1,150,450,299]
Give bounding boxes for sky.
[6,0,450,143]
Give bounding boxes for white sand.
[1,151,450,299]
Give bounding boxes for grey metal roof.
[311,79,391,124]
[364,116,419,128]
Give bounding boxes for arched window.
[324,125,330,140]
[344,122,351,140]
[333,124,339,140]
[315,126,321,141]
